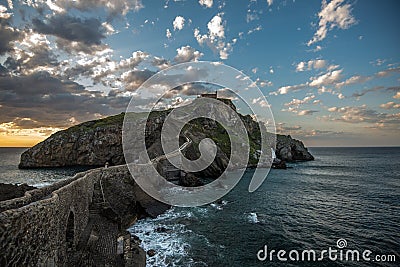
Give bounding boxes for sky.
[0,0,399,147]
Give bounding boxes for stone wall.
[0,165,168,266]
[0,169,102,266]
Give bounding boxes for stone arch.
[66,210,75,252]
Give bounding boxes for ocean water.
[128,147,400,267]
[1,147,399,266]
[0,148,92,187]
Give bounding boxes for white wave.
[247,212,259,224]
[210,203,223,210]
[32,182,52,188]
[128,207,211,267]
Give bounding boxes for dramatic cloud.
[174,45,204,63]
[64,50,149,85]
[152,57,170,70]
[33,14,106,47]
[122,69,156,91]
[173,16,185,31]
[199,0,213,8]
[4,31,59,75]
[29,0,144,17]
[0,71,128,128]
[308,0,356,46]
[0,13,20,55]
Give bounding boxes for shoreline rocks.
[0,183,37,202]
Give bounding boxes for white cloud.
[174,45,203,63]
[252,67,258,74]
[309,69,343,87]
[376,66,400,78]
[173,16,185,31]
[246,9,260,23]
[380,102,400,110]
[394,92,400,99]
[247,25,262,35]
[208,14,225,38]
[194,13,233,60]
[166,28,172,39]
[199,0,213,8]
[0,4,12,19]
[7,0,13,9]
[296,59,327,72]
[273,83,309,95]
[308,0,356,46]
[102,22,116,35]
[298,110,318,116]
[284,95,316,107]
[252,97,270,108]
[267,0,273,6]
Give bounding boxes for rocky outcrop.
[19,99,314,172]
[0,183,37,202]
[19,114,125,168]
[276,135,314,162]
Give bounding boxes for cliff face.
[19,115,125,168]
[19,100,314,169]
[276,135,314,162]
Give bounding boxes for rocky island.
[19,98,314,172]
[1,98,314,266]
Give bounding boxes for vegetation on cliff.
[19,99,314,171]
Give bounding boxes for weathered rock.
[179,173,205,187]
[147,249,156,257]
[19,114,125,169]
[272,160,287,169]
[155,226,171,233]
[19,99,314,173]
[276,135,314,162]
[0,183,37,201]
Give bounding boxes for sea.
[1,147,399,267]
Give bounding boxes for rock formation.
[19,99,314,176]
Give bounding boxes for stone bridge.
[0,166,169,266]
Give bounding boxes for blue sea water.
[0,148,92,187]
[128,147,400,267]
[0,147,399,266]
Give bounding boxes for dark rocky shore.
[0,183,37,202]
